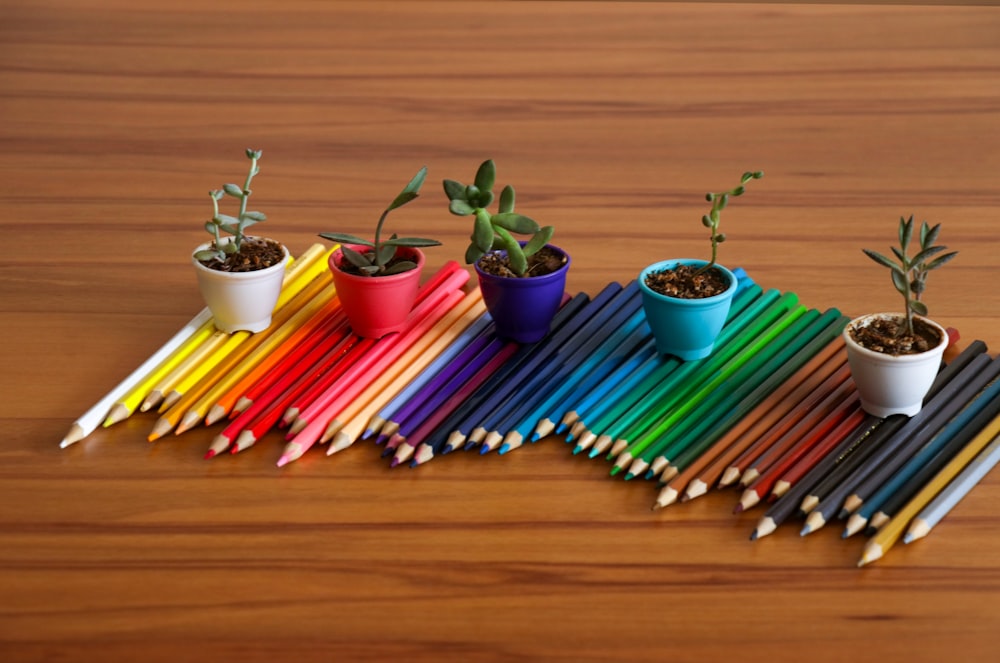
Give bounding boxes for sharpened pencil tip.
[204,449,216,460]
[389,458,400,468]
[749,531,758,541]
[276,455,290,468]
[799,525,812,536]
[498,443,510,455]
[624,472,634,481]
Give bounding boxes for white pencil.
[904,435,1000,544]
[60,307,214,448]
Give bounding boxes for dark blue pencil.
[490,283,644,454]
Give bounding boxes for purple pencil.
[375,327,497,445]
[389,337,511,466]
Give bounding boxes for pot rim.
[638,258,736,304]
[191,237,289,278]
[844,312,949,362]
[329,243,426,282]
[473,242,570,282]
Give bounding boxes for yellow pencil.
[858,410,1000,567]
[137,244,329,413]
[172,281,339,435]
[326,290,486,454]
[147,258,335,441]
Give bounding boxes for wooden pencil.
[858,410,1000,567]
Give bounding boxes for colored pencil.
[800,351,994,536]
[367,313,494,442]
[390,335,514,466]
[611,301,811,476]
[858,410,1000,567]
[147,277,337,440]
[904,435,1000,544]
[845,372,1000,537]
[592,288,789,461]
[653,335,846,510]
[574,282,765,457]
[465,284,622,452]
[839,356,1000,518]
[276,273,468,466]
[491,282,644,454]
[409,341,522,466]
[722,362,853,488]
[104,244,327,423]
[735,393,864,512]
[204,321,354,457]
[634,308,846,482]
[420,292,589,455]
[325,290,487,453]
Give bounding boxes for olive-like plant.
[195,148,268,262]
[862,215,958,336]
[443,159,553,277]
[699,170,764,272]
[319,166,441,276]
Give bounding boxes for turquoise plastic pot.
[475,244,570,343]
[638,259,737,361]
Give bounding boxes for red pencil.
[718,361,851,488]
[735,393,863,512]
[205,326,357,457]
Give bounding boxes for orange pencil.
[203,296,345,425]
[205,324,355,457]
[147,275,335,440]
[676,337,846,504]
[277,277,468,466]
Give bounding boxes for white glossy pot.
[844,312,948,418]
[192,239,289,333]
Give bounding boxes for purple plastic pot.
[474,243,570,343]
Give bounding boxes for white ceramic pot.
[844,312,948,417]
[192,239,289,333]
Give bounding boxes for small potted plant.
[844,215,958,417]
[192,148,290,333]
[639,170,763,360]
[319,166,442,339]
[443,159,569,343]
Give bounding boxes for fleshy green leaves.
[699,170,763,273]
[444,159,554,277]
[318,166,441,277]
[862,215,958,336]
[199,150,268,263]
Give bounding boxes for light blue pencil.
[904,434,1000,544]
[363,312,493,440]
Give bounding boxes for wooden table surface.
[2,1,999,661]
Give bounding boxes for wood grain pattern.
[1,2,998,661]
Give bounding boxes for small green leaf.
[465,244,485,265]
[731,186,745,196]
[910,300,928,316]
[921,222,941,248]
[718,194,729,209]
[497,227,527,276]
[318,232,375,248]
[341,245,374,270]
[382,237,442,248]
[474,159,496,193]
[863,249,905,275]
[715,233,727,243]
[223,183,244,198]
[221,242,239,255]
[402,166,427,195]
[911,245,946,267]
[241,211,267,222]
[376,242,396,267]
[491,212,540,235]
[449,199,476,216]
[443,179,466,201]
[215,213,240,226]
[499,185,515,213]
[387,190,418,212]
[899,215,914,250]
[382,260,417,276]
[924,251,958,271]
[245,148,262,159]
[473,210,495,253]
[210,189,225,201]
[701,215,713,228]
[891,268,908,295]
[479,190,494,208]
[218,223,238,235]
[741,172,754,184]
[194,248,221,261]
[705,193,715,202]
[522,225,554,257]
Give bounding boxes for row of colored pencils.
[62,248,1000,566]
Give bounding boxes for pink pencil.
[277,271,469,466]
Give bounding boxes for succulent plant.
[443,159,553,277]
[862,215,958,336]
[194,148,269,262]
[319,166,441,276]
[699,170,764,272]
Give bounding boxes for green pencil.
[587,289,794,459]
[659,314,849,480]
[610,302,810,477]
[638,309,848,480]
